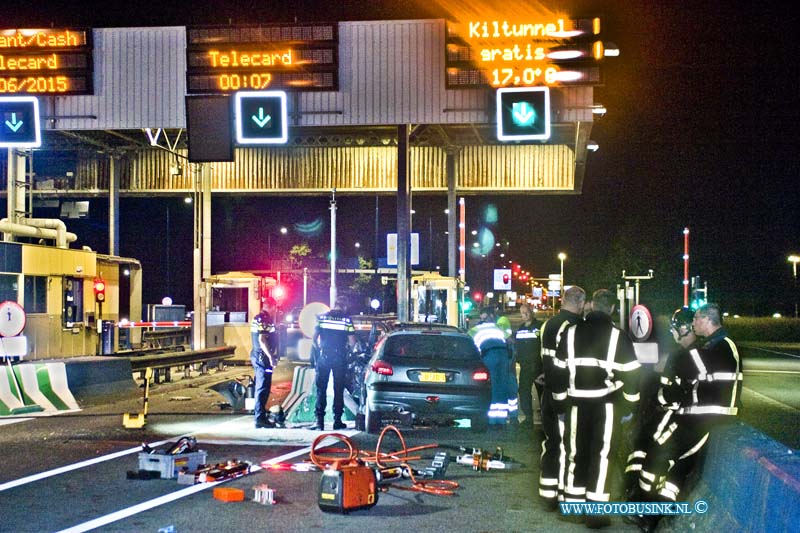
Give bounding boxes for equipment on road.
[213,487,246,502]
[130,437,207,480]
[253,484,277,505]
[309,425,459,513]
[123,367,153,428]
[318,462,379,514]
[455,447,523,471]
[195,459,251,483]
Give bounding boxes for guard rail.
[130,346,236,383]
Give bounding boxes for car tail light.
[372,360,394,376]
[472,367,490,381]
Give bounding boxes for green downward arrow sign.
[5,112,24,132]
[251,107,271,128]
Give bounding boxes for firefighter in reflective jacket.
[311,297,356,431]
[251,298,278,429]
[551,289,641,524]
[469,306,515,427]
[625,303,741,532]
[538,286,586,509]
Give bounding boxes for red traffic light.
[273,285,286,302]
[502,274,510,284]
[474,292,483,302]
[93,279,106,302]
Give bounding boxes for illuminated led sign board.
[446,17,604,88]
[0,29,93,94]
[186,24,338,93]
[496,87,550,141]
[0,96,41,147]
[235,91,288,145]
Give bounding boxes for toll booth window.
[211,287,249,323]
[24,276,47,313]
[0,274,19,304]
[63,276,83,327]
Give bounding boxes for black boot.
[332,416,346,430]
[312,416,325,430]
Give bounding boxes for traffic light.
[462,299,473,313]
[502,273,510,285]
[93,278,106,303]
[273,285,287,303]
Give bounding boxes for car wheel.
[470,415,488,433]
[365,405,381,434]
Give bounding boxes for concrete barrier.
[667,421,800,532]
[0,361,81,415]
[60,356,138,401]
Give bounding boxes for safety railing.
[130,346,236,383]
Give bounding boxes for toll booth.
[0,241,142,360]
[410,272,466,329]
[205,271,277,362]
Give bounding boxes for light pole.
[789,254,800,318]
[558,252,566,313]
[267,226,288,270]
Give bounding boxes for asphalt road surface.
[2,337,797,532]
[0,363,634,533]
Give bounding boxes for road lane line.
[0,416,249,492]
[743,386,800,413]
[55,445,315,533]
[745,346,800,358]
[0,442,169,492]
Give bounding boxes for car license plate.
[419,372,446,383]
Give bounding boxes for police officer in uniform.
[626,304,741,532]
[311,297,356,431]
[551,289,641,528]
[513,303,543,429]
[537,285,586,509]
[251,297,278,429]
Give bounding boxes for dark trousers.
[252,361,273,423]
[627,411,712,502]
[538,389,564,501]
[315,355,347,419]
[518,358,540,419]
[483,347,512,425]
[563,401,620,503]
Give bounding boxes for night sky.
[4,1,799,316]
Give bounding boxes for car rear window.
[384,335,480,361]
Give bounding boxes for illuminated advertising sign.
[446,17,606,88]
[186,24,338,93]
[0,29,93,95]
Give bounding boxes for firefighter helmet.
[670,307,695,338]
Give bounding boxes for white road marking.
[744,346,800,358]
[0,417,251,492]
[0,442,169,492]
[0,418,31,426]
[55,445,318,533]
[743,386,800,413]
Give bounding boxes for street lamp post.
[789,254,800,318]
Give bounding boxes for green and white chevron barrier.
[0,362,80,416]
